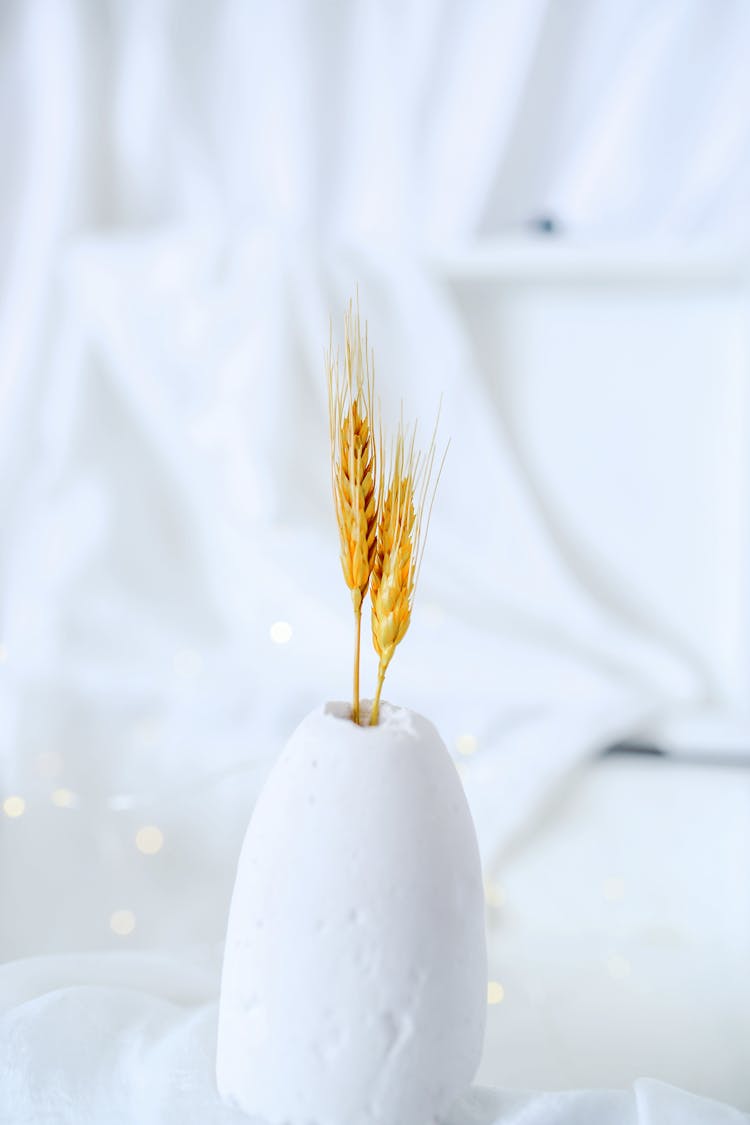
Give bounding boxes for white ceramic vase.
[216,700,487,1125]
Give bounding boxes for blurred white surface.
[479,754,750,1104]
[1,0,750,1119]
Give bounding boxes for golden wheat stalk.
[327,299,377,724]
[369,410,444,726]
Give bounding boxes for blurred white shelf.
[430,238,750,284]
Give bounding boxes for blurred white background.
[1,1,749,1120]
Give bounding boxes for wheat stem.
[370,660,388,727]
[352,600,362,724]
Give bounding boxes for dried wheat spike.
[327,299,378,724]
[369,413,443,725]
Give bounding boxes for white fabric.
[1,0,749,1120]
[1,959,748,1124]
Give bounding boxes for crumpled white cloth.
[2,0,750,1120]
[1,956,747,1125]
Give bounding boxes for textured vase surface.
[216,700,487,1125]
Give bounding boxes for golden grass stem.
[369,661,387,727]
[352,602,362,725]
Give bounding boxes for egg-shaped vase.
[216,700,487,1125]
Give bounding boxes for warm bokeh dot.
[51,788,76,808]
[455,733,478,756]
[110,910,136,936]
[3,796,26,818]
[135,825,164,855]
[269,621,293,644]
[487,981,505,1005]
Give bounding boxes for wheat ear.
[326,300,377,724]
[369,410,444,726]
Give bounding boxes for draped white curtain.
[1,1,749,1120]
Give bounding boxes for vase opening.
[324,699,376,726]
